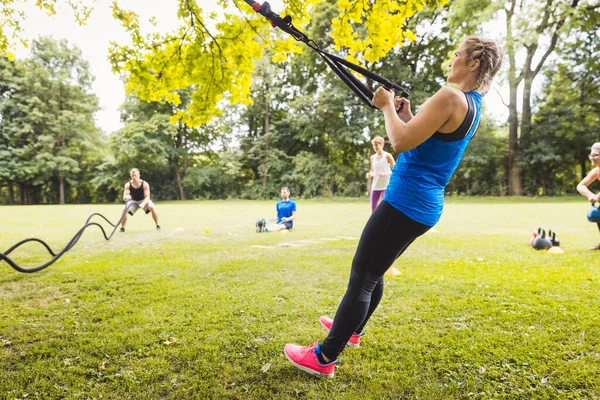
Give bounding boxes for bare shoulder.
[417,87,462,118]
[579,167,599,184]
[420,87,462,112]
[124,182,130,189]
[586,166,599,177]
[143,181,150,188]
[435,86,463,103]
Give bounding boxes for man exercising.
[121,168,161,232]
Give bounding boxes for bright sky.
[15,1,181,134]
[14,1,511,135]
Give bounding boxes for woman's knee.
[347,270,382,300]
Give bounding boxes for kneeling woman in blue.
[284,36,503,377]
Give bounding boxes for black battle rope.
[0,201,134,273]
[243,0,409,108]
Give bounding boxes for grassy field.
[1,198,599,399]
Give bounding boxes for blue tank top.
[383,91,482,226]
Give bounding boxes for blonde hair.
[371,136,385,146]
[591,143,600,153]
[130,168,140,176]
[463,36,503,95]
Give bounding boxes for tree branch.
[233,1,269,45]
[535,0,553,34]
[532,0,580,77]
[493,86,510,109]
[185,0,224,60]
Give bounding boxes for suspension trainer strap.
[243,0,409,108]
[0,201,134,273]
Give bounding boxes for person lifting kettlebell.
[577,142,600,250]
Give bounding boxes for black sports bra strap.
[432,93,476,142]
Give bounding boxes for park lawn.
[0,198,599,399]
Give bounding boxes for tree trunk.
[8,181,14,205]
[520,73,534,148]
[175,162,185,200]
[183,152,188,177]
[169,132,186,201]
[508,80,522,195]
[505,0,522,196]
[580,159,587,180]
[59,173,65,204]
[262,85,270,190]
[508,0,580,194]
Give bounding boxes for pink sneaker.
[319,316,365,348]
[283,341,339,378]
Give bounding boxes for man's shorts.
[127,200,155,216]
[281,221,293,230]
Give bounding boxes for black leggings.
[320,201,431,361]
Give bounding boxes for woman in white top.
[366,136,396,212]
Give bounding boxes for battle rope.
[0,201,133,273]
[243,0,409,108]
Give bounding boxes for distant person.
[121,168,160,232]
[576,142,600,250]
[366,136,395,212]
[284,36,503,377]
[265,187,296,232]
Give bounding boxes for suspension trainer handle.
[313,47,409,99]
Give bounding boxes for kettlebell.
[532,227,552,250]
[548,229,560,247]
[587,203,600,223]
[256,218,266,233]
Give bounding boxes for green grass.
[1,198,599,399]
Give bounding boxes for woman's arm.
[366,156,374,178]
[577,167,600,202]
[373,87,456,153]
[385,153,396,174]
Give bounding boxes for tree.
[2,1,449,133]
[521,9,600,195]
[97,91,224,201]
[0,1,94,60]
[25,37,101,204]
[0,37,102,204]
[449,0,594,195]
[0,57,29,204]
[106,0,447,128]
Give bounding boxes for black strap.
[243,0,409,108]
[432,93,478,142]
